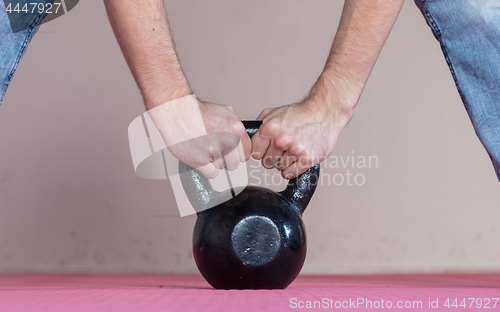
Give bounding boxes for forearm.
[103,0,191,109]
[310,0,404,124]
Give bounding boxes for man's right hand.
[148,96,251,179]
[198,99,252,170]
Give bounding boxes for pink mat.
[0,274,499,311]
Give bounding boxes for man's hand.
[199,100,252,169]
[252,0,404,179]
[157,98,251,179]
[252,72,353,179]
[103,0,250,178]
[252,101,338,179]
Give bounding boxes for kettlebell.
[179,121,320,289]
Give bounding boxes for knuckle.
[261,119,280,137]
[290,143,305,155]
[230,120,246,135]
[274,136,291,150]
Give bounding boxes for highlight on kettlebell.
[127,94,249,217]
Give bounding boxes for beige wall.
[0,0,499,274]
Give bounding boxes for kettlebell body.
[181,121,320,289]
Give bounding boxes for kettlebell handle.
[241,120,262,139]
[179,120,320,214]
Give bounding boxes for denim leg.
[414,0,500,180]
[0,0,52,105]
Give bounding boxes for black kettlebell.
[179,121,320,289]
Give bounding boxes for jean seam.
[8,28,34,82]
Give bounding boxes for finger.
[240,132,252,161]
[212,157,224,170]
[281,156,318,179]
[261,140,285,169]
[271,132,293,168]
[256,108,272,121]
[209,131,237,169]
[222,145,241,171]
[197,162,220,179]
[276,150,296,171]
[250,128,271,160]
[251,119,282,160]
[262,128,294,169]
[281,162,309,180]
[206,134,223,170]
[231,121,252,161]
[235,140,246,163]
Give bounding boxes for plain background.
[0,0,499,274]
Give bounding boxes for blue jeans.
[0,0,52,104]
[415,0,500,180]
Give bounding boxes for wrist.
[142,79,192,111]
[307,69,362,129]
